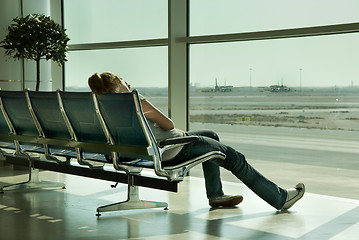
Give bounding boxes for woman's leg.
[172,135,287,209]
[187,131,224,198]
[219,147,287,209]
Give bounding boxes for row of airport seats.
[0,89,225,216]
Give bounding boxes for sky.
[190,33,359,88]
[64,0,359,89]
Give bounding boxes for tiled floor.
[1,164,358,240]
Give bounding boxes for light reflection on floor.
[1,166,359,240]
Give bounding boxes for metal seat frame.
[0,89,225,215]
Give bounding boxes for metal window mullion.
[180,22,359,45]
[19,0,24,90]
[68,38,168,51]
[168,0,188,131]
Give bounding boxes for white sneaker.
[282,183,305,210]
[209,195,243,207]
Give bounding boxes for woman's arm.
[140,99,175,131]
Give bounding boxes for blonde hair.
[88,72,121,95]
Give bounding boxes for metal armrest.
[159,136,199,148]
[160,151,226,181]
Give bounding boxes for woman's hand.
[115,76,131,93]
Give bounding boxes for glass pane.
[0,0,21,90]
[189,33,359,199]
[23,0,50,16]
[65,47,168,113]
[63,0,167,44]
[190,0,359,36]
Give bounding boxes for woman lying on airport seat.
[88,72,305,210]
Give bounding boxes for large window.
[190,33,359,89]
[63,0,169,113]
[65,47,168,90]
[65,47,168,114]
[64,0,167,44]
[64,0,359,200]
[189,34,359,178]
[190,0,359,36]
[188,2,359,199]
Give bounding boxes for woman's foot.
[282,183,305,210]
[209,195,243,207]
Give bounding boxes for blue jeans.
[171,130,287,210]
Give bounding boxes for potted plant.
[0,14,70,91]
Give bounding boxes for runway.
[189,122,359,200]
[146,94,359,199]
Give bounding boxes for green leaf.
[0,13,70,64]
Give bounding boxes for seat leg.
[0,159,65,193]
[96,175,168,216]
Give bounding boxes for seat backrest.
[0,90,154,161]
[0,90,38,137]
[58,91,108,154]
[27,91,70,140]
[0,104,9,135]
[96,92,153,160]
[0,99,12,148]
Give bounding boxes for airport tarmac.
[189,122,359,200]
[147,93,359,200]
